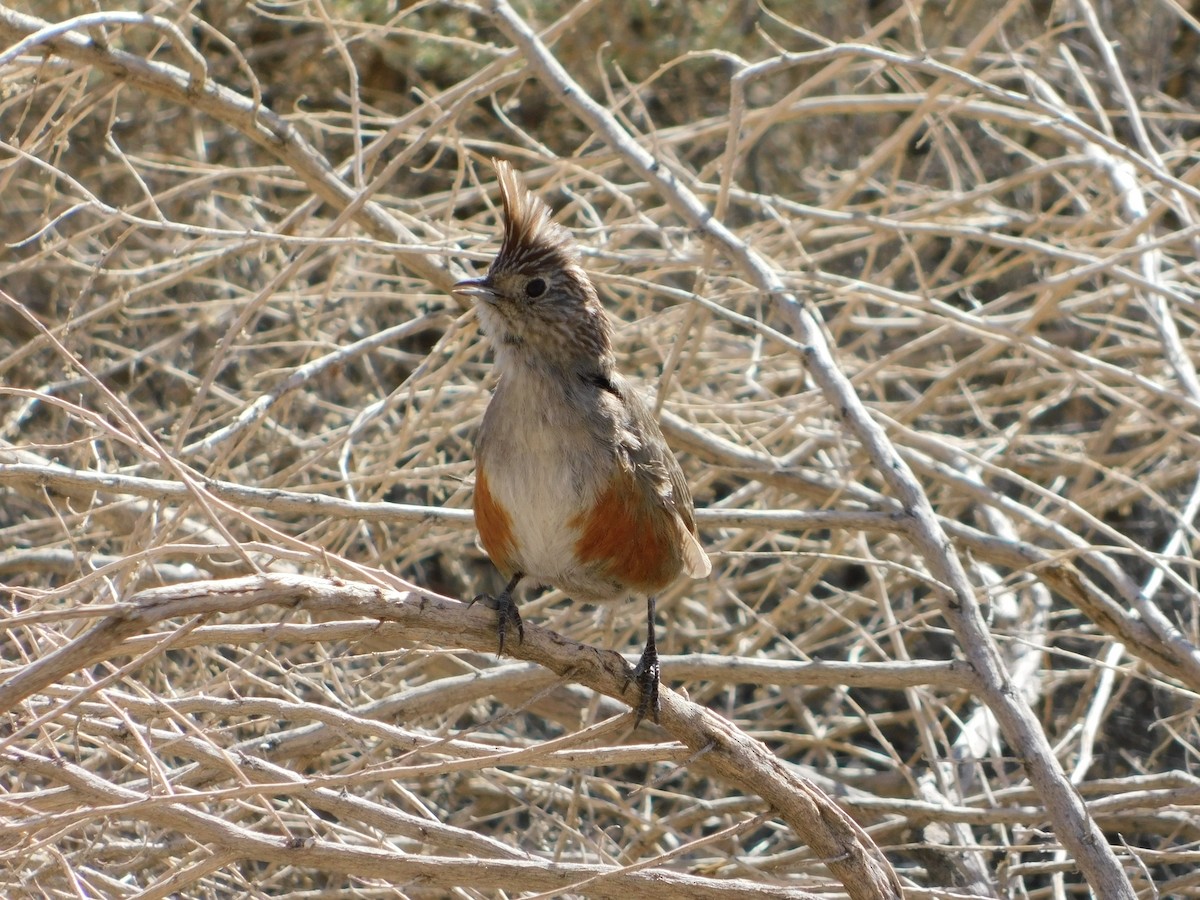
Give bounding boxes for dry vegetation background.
[2,0,1200,897]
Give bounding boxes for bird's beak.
[453,276,497,303]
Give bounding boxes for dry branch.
[0,573,898,896]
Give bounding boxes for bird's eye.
[525,277,547,299]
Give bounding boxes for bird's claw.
[624,646,661,726]
[470,591,524,656]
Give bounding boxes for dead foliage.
[2,1,1200,897]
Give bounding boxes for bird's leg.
[470,571,525,656]
[627,595,661,725]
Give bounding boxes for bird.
[452,159,711,724]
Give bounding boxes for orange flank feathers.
[474,468,516,576]
[570,470,681,594]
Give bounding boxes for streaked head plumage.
[454,159,613,372]
[492,160,579,279]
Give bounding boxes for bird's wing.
[615,375,712,579]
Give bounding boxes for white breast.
[478,366,613,587]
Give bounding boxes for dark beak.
[453,276,497,303]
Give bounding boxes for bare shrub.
[2,1,1199,897]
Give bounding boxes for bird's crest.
[491,159,580,276]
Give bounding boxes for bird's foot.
[624,643,660,726]
[469,588,524,656]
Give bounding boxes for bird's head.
[454,160,614,374]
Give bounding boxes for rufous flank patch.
[570,470,681,593]
[474,467,516,575]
